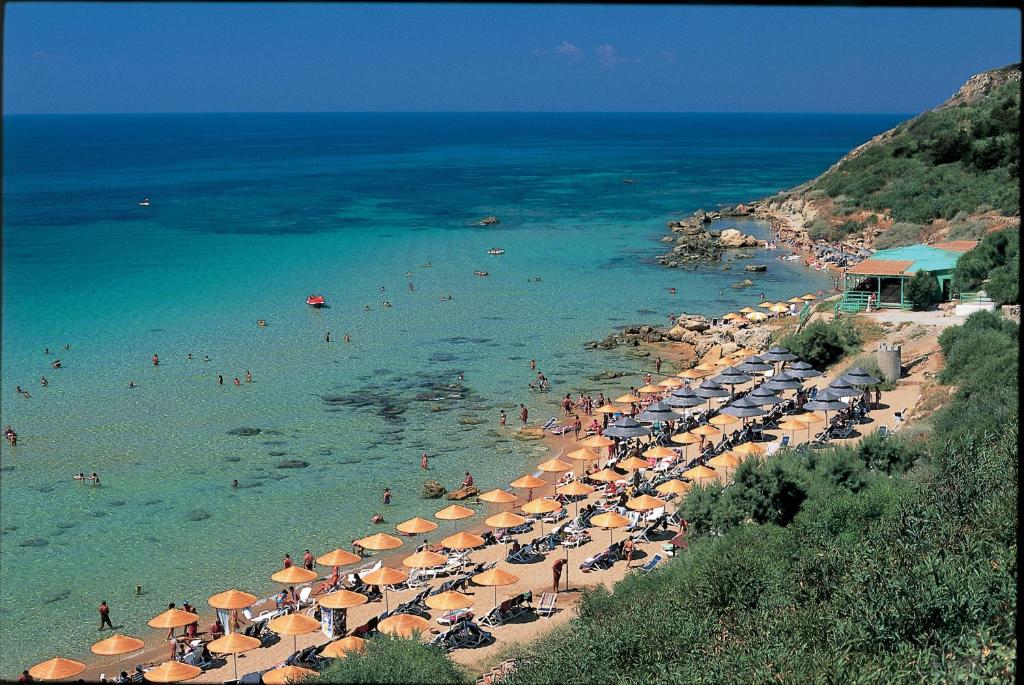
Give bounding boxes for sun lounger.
[536,592,558,618]
[507,543,540,564]
[393,588,430,615]
[437,608,473,626]
[550,424,574,435]
[541,417,557,430]
[638,553,663,573]
[451,620,493,648]
[479,599,513,628]
[542,508,567,524]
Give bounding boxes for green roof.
[869,244,962,273]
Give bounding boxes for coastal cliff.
[741,63,1020,253]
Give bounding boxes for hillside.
[751,64,1020,251]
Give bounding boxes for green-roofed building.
[837,241,976,312]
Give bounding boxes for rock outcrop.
[422,480,447,499]
[719,228,761,248]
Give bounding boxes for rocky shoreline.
[655,207,763,268]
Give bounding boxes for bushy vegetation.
[906,269,938,310]
[778,318,861,369]
[814,78,1020,224]
[872,221,922,250]
[951,228,1019,304]
[309,312,1017,685]
[839,354,896,391]
[500,310,1017,685]
[313,634,469,684]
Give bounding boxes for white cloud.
[555,41,582,59]
[659,49,678,64]
[595,44,625,68]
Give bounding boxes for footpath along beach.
[63,267,943,683]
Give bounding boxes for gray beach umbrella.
[763,372,803,392]
[803,390,848,413]
[746,386,785,406]
[712,366,754,386]
[603,416,652,439]
[663,387,705,409]
[636,401,678,424]
[737,355,774,373]
[841,367,882,386]
[786,361,822,379]
[761,346,798,363]
[827,378,865,399]
[719,397,766,418]
[694,380,731,399]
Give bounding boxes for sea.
[0,112,905,672]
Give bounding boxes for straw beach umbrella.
[733,441,766,459]
[91,634,145,658]
[208,589,258,611]
[472,567,520,606]
[595,403,622,415]
[578,434,615,450]
[655,478,691,498]
[746,311,768,322]
[435,504,475,521]
[536,458,573,474]
[801,293,817,301]
[486,511,529,553]
[510,474,546,490]
[318,589,368,610]
[147,608,199,631]
[770,303,790,314]
[590,511,630,544]
[142,661,201,683]
[207,633,261,681]
[402,550,448,569]
[676,368,707,380]
[778,417,810,443]
[262,665,316,685]
[361,567,408,612]
[317,548,361,568]
[557,480,595,518]
[739,306,756,314]
[616,456,651,472]
[707,451,741,476]
[379,613,431,639]
[566,447,600,471]
[354,533,403,552]
[268,613,320,654]
[521,498,561,535]
[426,591,475,612]
[320,636,366,659]
[626,494,666,512]
[588,467,624,484]
[440,531,485,550]
[479,488,518,507]
[689,424,722,439]
[28,657,86,681]
[643,445,677,460]
[270,566,318,584]
[708,413,741,428]
[614,393,642,405]
[395,517,438,535]
[637,384,663,394]
[683,465,719,485]
[758,300,777,309]
[658,377,684,389]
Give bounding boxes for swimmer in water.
[89,472,100,485]
[40,376,48,387]
[44,347,50,355]
[371,514,384,524]
[231,479,239,488]
[364,305,371,311]
[52,359,61,369]
[382,301,391,307]
[128,381,136,388]
[245,370,252,383]
[406,271,413,278]
[408,283,414,291]
[74,472,86,481]
[326,331,331,342]
[380,286,385,292]
[64,344,70,350]
[234,377,241,386]
[203,355,210,362]
[186,353,193,361]
[217,375,224,385]
[152,354,159,366]
[343,333,350,343]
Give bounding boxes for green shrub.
[779,318,860,369]
[952,228,1019,303]
[905,269,937,310]
[313,634,469,684]
[945,218,991,241]
[873,222,922,250]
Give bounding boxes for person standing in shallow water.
[421,452,428,469]
[381,487,392,505]
[98,600,113,630]
[519,404,528,424]
[499,410,507,427]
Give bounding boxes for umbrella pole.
[383,588,389,613]
[233,653,238,682]
[564,544,570,592]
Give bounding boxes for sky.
[3,3,1021,114]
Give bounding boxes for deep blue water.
[0,112,904,672]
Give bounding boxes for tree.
[905,270,936,310]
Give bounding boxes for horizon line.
[4,109,915,116]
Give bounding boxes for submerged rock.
[423,480,447,499]
[185,510,211,522]
[19,538,48,547]
[744,264,768,272]
[227,427,262,437]
[276,459,309,469]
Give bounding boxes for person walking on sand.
[499,410,507,427]
[552,557,566,593]
[573,415,582,439]
[98,600,113,630]
[519,404,528,425]
[421,452,428,469]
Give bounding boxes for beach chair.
[642,507,666,524]
[506,591,533,619]
[541,417,557,430]
[877,425,889,438]
[429,625,461,652]
[638,553,664,573]
[542,508,567,524]
[450,620,493,649]
[630,521,659,544]
[394,588,431,615]
[831,423,854,439]
[506,543,538,564]
[479,599,513,628]
[536,592,558,618]
[550,424,574,435]
[294,586,314,611]
[237,671,264,685]
[179,644,214,670]
[349,615,380,638]
[437,608,473,626]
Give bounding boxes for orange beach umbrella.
[626,494,666,512]
[472,567,520,605]
[402,550,448,569]
[395,517,438,535]
[142,661,201,683]
[318,589,369,610]
[320,636,366,659]
[509,474,546,490]
[354,532,403,551]
[578,434,615,449]
[270,566,318,584]
[616,456,651,471]
[588,468,623,483]
[207,589,258,610]
[28,657,87,681]
[378,613,431,639]
[440,531,485,550]
[207,633,261,681]
[536,458,573,473]
[479,488,518,504]
[435,504,475,520]
[317,548,362,567]
[426,591,475,612]
[91,634,145,657]
[361,567,408,612]
[262,665,316,685]
[147,609,198,630]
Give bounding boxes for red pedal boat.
[306,295,325,308]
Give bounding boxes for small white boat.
[486,248,505,255]
[138,198,150,207]
[782,254,799,261]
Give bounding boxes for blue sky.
[3,3,1020,114]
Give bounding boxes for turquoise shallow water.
[0,112,902,672]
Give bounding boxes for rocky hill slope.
[745,64,1020,254]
